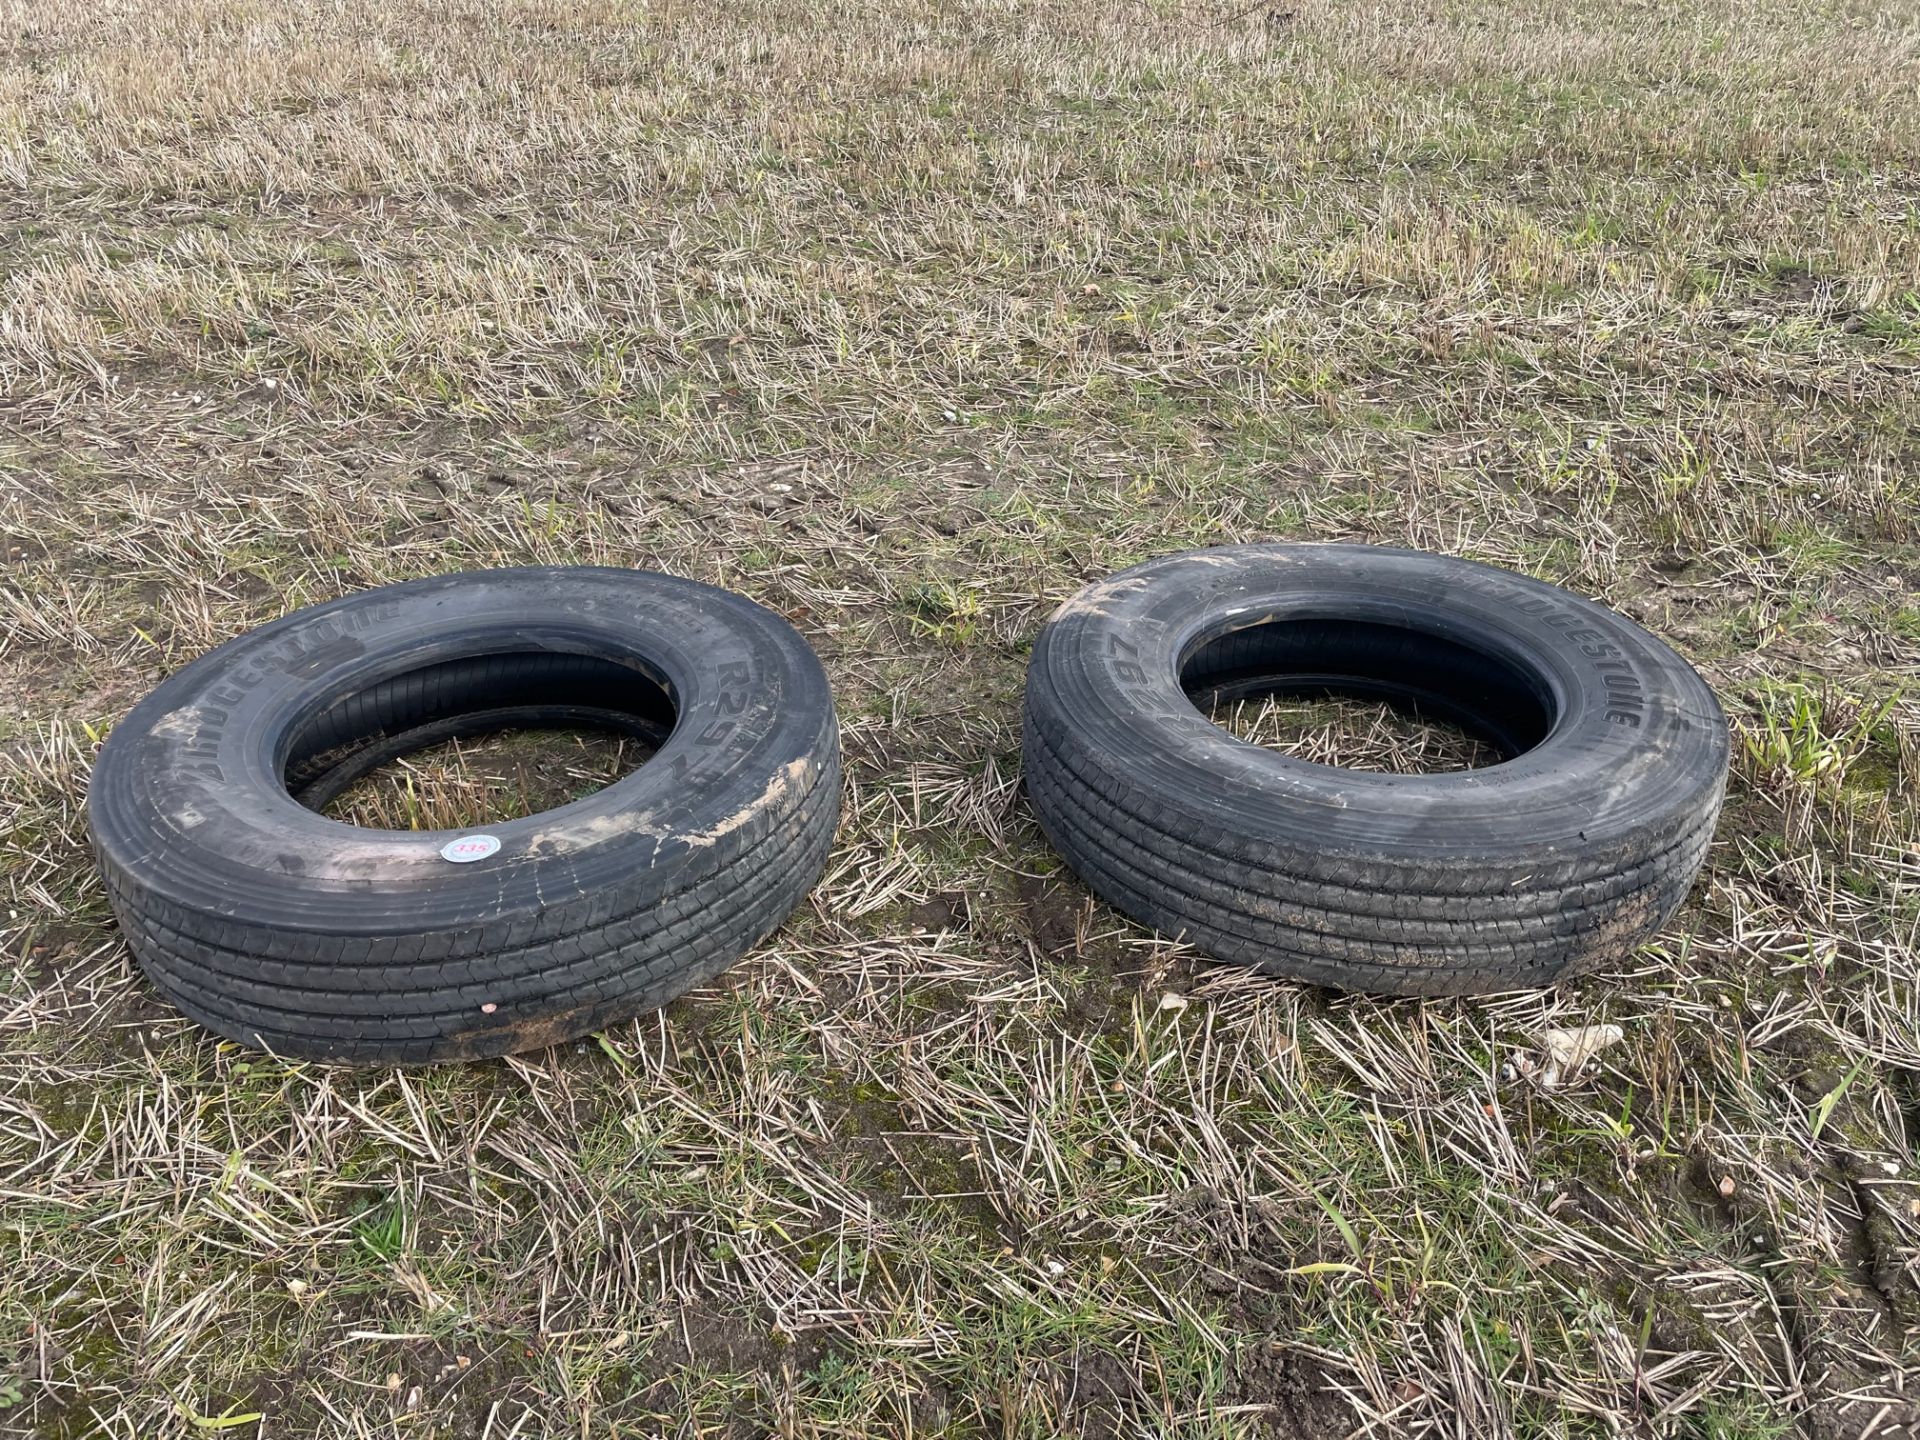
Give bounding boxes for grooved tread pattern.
[1024,704,1720,993]
[102,750,840,1063]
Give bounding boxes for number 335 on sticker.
[440,834,502,863]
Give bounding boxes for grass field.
[3,0,1919,1434]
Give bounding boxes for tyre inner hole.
[280,652,677,827]
[1208,695,1493,774]
[1179,617,1555,773]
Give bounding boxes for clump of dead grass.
[1213,694,1496,772]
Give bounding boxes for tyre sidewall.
[89,567,834,942]
[1026,545,1729,878]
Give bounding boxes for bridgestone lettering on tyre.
[88,567,842,1064]
[1021,544,1728,995]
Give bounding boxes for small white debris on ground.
[1537,1024,1626,1088]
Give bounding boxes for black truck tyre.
[1021,544,1728,995]
[88,567,841,1064]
